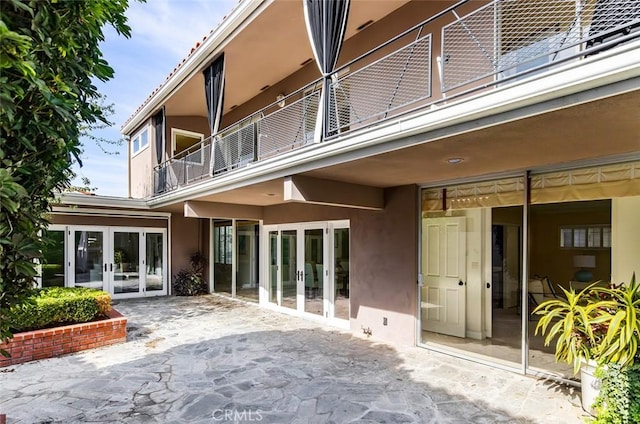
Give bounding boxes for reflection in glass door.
[269,231,278,304]
[113,231,141,294]
[72,229,106,290]
[333,228,350,321]
[304,228,324,316]
[281,230,297,310]
[145,232,165,293]
[213,220,233,296]
[264,222,349,324]
[42,227,66,287]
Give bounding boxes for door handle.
[458,280,464,286]
[104,263,107,272]
[110,263,113,272]
[486,282,491,288]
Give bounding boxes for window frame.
[130,126,150,157]
[171,128,205,165]
[559,225,611,249]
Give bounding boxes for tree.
[0,0,133,350]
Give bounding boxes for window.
[559,225,611,249]
[172,128,204,156]
[131,127,149,156]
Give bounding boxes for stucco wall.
[263,185,418,346]
[165,115,211,156]
[170,214,210,290]
[129,120,154,199]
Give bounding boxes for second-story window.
[172,128,204,164]
[131,127,149,156]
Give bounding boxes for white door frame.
[261,220,349,328]
[55,225,167,298]
[68,226,109,292]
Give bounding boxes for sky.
[71,0,237,197]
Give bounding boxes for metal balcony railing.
[328,34,432,135]
[441,0,640,92]
[152,83,321,195]
[150,0,639,197]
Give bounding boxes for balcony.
[151,0,639,197]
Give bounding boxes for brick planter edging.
[0,308,127,367]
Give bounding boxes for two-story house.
[48,0,639,384]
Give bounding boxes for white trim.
[147,42,640,207]
[260,219,350,329]
[171,128,205,157]
[57,193,150,209]
[52,207,170,219]
[121,0,271,135]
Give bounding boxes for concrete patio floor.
[0,295,587,423]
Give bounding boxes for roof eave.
[120,0,269,135]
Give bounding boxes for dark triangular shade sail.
[303,0,350,74]
[203,53,226,135]
[152,108,165,165]
[303,0,350,141]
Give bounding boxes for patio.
[0,295,586,423]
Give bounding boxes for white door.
[263,223,333,320]
[111,228,143,297]
[110,228,168,298]
[69,227,108,291]
[422,217,467,338]
[301,224,327,318]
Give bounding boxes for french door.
[264,221,349,325]
[63,226,167,298]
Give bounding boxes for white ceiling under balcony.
[163,0,411,120]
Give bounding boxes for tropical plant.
[0,0,133,351]
[173,253,209,296]
[533,274,640,374]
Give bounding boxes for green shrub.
[9,287,112,332]
[592,362,640,424]
[173,270,208,296]
[173,252,208,296]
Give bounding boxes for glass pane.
[421,199,523,369]
[304,228,324,316]
[269,231,278,304]
[602,227,611,248]
[113,232,140,294]
[560,228,572,248]
[281,230,297,310]
[74,231,104,290]
[213,220,233,295]
[42,230,65,287]
[334,228,349,320]
[236,221,259,302]
[146,233,164,292]
[573,228,587,247]
[529,200,612,380]
[588,227,601,248]
[140,129,148,147]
